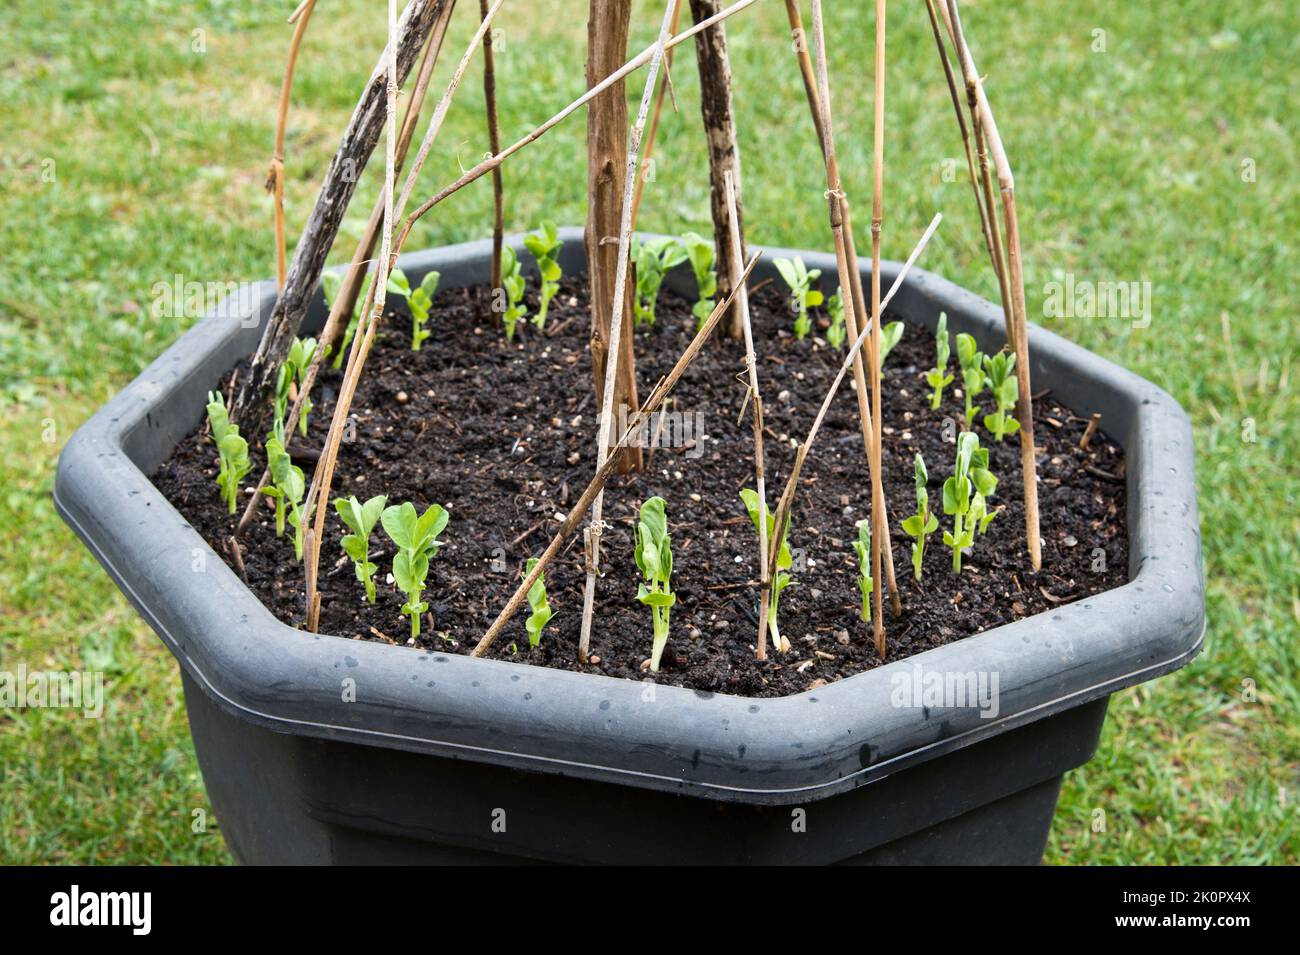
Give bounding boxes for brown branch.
[481,0,505,291]
[689,0,747,339]
[867,0,886,656]
[472,254,762,659]
[396,0,762,247]
[724,168,771,660]
[585,0,642,477]
[233,0,448,429]
[945,0,1041,571]
[629,0,684,232]
[577,0,678,664]
[267,0,320,290]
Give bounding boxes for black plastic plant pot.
[55,230,1204,864]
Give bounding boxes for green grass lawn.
[1,0,1296,864]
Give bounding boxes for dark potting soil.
[153,276,1128,698]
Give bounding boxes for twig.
[867,0,887,656]
[1079,412,1101,451]
[724,168,771,660]
[932,0,1014,348]
[945,0,1041,570]
[787,0,900,617]
[577,0,678,666]
[481,0,505,292]
[689,0,748,338]
[472,254,761,659]
[225,535,248,584]
[267,0,320,290]
[803,0,901,622]
[920,0,996,310]
[630,0,684,232]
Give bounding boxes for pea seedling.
[955,332,987,428]
[261,436,310,559]
[380,501,449,638]
[524,556,554,648]
[680,231,717,328]
[286,336,317,437]
[825,293,903,367]
[634,496,676,672]
[825,289,846,349]
[878,320,904,369]
[926,312,955,409]
[900,453,939,580]
[523,221,563,331]
[206,391,249,515]
[499,245,528,341]
[388,267,441,350]
[740,488,793,652]
[334,494,387,603]
[773,256,824,340]
[941,432,998,573]
[852,519,874,623]
[632,236,687,326]
[982,350,1020,441]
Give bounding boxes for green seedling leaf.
[774,256,823,341]
[927,312,953,409]
[634,496,675,672]
[206,392,249,514]
[334,494,387,603]
[681,232,717,330]
[632,237,686,327]
[942,432,998,572]
[900,453,938,580]
[852,519,874,623]
[524,221,563,331]
[499,246,528,341]
[739,487,794,648]
[524,557,554,648]
[381,501,449,637]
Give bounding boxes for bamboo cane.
[920,0,995,293]
[630,0,684,232]
[789,0,901,617]
[267,0,320,290]
[943,0,1041,570]
[931,0,1014,350]
[481,0,505,292]
[577,0,678,665]
[867,0,887,656]
[724,168,772,660]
